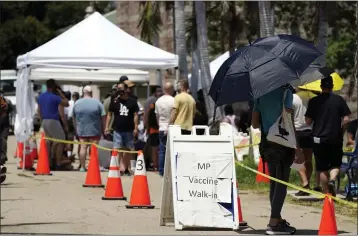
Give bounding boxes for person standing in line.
[72,86,106,172]
[103,88,118,135]
[222,104,239,130]
[305,76,351,196]
[143,85,162,170]
[105,83,139,176]
[0,89,13,182]
[252,84,304,235]
[346,118,357,147]
[155,82,174,176]
[37,79,70,169]
[169,79,196,135]
[293,89,321,195]
[67,92,80,159]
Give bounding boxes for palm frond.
[137,1,162,44]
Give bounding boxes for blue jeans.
[113,131,134,149]
[159,131,167,176]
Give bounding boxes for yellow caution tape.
[30,135,138,154]
[235,161,358,208]
[29,133,356,208]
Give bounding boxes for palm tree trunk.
[258,1,274,37]
[195,1,222,121]
[174,1,188,80]
[153,35,162,86]
[228,2,237,55]
[315,2,329,66]
[347,2,358,120]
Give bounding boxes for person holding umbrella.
[209,35,322,235]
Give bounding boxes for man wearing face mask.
[105,83,139,176]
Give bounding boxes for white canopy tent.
[16,12,178,142]
[189,51,230,91]
[30,68,149,85]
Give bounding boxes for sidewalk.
[1,136,357,235]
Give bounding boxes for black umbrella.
[290,64,334,87]
[209,34,322,105]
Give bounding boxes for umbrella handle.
[212,90,219,124]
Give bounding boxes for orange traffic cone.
[256,157,270,183]
[83,145,104,188]
[34,134,52,175]
[14,142,24,159]
[318,196,338,235]
[102,150,126,200]
[126,151,154,209]
[30,136,38,160]
[236,182,247,227]
[18,141,34,170]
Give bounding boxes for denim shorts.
[113,131,134,149]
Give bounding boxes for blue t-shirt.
[253,87,293,134]
[38,91,62,120]
[73,98,105,137]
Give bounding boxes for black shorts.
[296,129,313,149]
[313,143,342,172]
[149,133,159,147]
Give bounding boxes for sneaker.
[295,185,310,197]
[99,166,108,172]
[266,220,296,235]
[0,175,6,184]
[328,181,336,197]
[79,168,86,172]
[124,170,132,176]
[0,166,7,175]
[313,186,323,192]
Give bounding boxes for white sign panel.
[177,176,232,203]
[159,124,240,231]
[176,152,233,178]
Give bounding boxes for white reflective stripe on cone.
[109,155,119,168]
[108,169,120,178]
[135,153,146,176]
[25,146,31,155]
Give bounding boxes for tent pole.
[147,83,150,99]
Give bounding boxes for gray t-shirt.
[73,98,105,137]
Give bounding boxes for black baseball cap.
[119,76,129,83]
[321,75,333,89]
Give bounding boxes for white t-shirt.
[293,93,312,131]
[66,100,75,118]
[155,95,174,131]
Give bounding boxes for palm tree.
[315,2,329,66]
[195,1,222,121]
[174,1,188,80]
[258,1,274,37]
[137,2,162,45]
[347,2,358,120]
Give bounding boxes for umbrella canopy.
[209,34,322,105]
[299,72,344,92]
[290,65,334,87]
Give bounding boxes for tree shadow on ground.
[241,228,349,235]
[1,198,32,201]
[1,222,70,227]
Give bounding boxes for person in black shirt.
[346,119,357,147]
[0,90,13,166]
[105,83,139,176]
[305,76,351,196]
